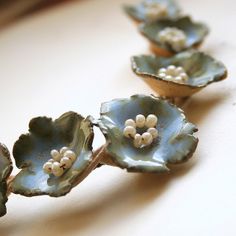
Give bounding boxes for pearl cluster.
[157,65,188,83]
[123,114,159,148]
[157,27,187,52]
[144,2,168,21]
[43,147,76,177]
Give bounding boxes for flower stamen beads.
[144,2,168,21]
[157,65,189,83]
[43,147,76,177]
[123,114,159,148]
[157,27,187,51]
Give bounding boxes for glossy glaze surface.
[140,16,209,53]
[11,112,94,197]
[124,0,181,23]
[0,144,12,217]
[131,50,227,97]
[98,95,198,172]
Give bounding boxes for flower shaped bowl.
[10,112,95,197]
[123,0,181,24]
[131,50,227,97]
[97,94,198,173]
[139,16,209,56]
[0,143,12,217]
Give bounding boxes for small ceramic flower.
[97,94,198,172]
[123,0,181,23]
[131,50,227,97]
[0,143,13,217]
[139,16,209,56]
[10,112,95,197]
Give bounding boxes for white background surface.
[0,0,235,235]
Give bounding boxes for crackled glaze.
[131,50,227,97]
[98,95,198,172]
[139,16,209,55]
[0,144,12,217]
[123,0,181,23]
[10,112,94,197]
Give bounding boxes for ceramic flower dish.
[97,94,198,172]
[139,16,209,56]
[10,112,95,197]
[123,0,181,24]
[131,50,227,97]
[0,144,12,217]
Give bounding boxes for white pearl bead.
[180,72,188,81]
[50,149,61,162]
[43,162,52,174]
[136,114,146,128]
[64,150,76,162]
[133,134,142,148]
[146,114,158,128]
[123,126,136,138]
[52,162,64,177]
[145,3,167,21]
[158,73,166,78]
[165,75,173,81]
[167,65,176,71]
[174,76,183,82]
[176,66,184,74]
[158,68,166,74]
[60,157,73,169]
[147,127,159,139]
[172,36,180,42]
[142,132,153,146]
[125,119,136,128]
[60,147,69,155]
[167,65,176,76]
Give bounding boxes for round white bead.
[158,68,166,74]
[60,147,69,155]
[145,114,158,128]
[147,127,159,139]
[43,162,52,174]
[142,132,153,146]
[136,114,146,128]
[158,72,166,78]
[60,157,73,169]
[145,3,167,21]
[180,72,188,81]
[176,66,184,74]
[50,149,61,162]
[172,35,180,42]
[174,76,183,82]
[125,119,136,128]
[167,65,176,75]
[48,159,54,163]
[133,134,142,148]
[123,126,136,138]
[64,150,77,162]
[52,162,64,177]
[165,75,173,81]
[166,34,172,41]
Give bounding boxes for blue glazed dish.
[139,16,209,56]
[131,50,228,97]
[10,112,95,197]
[0,143,12,217]
[97,94,198,172]
[123,0,181,23]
